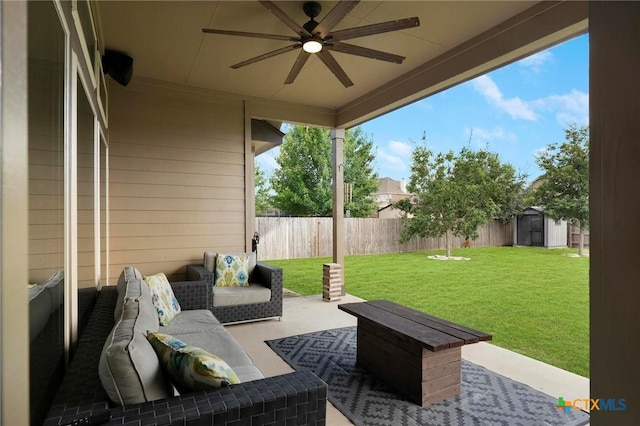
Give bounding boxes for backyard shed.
[514,207,568,248]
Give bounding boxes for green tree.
[270,125,378,216]
[534,124,589,255]
[399,139,525,257]
[255,164,271,216]
[343,127,379,217]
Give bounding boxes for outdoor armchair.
[186,252,283,324]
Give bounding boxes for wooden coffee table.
[338,300,492,406]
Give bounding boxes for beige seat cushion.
[212,283,271,308]
[160,309,221,335]
[164,327,261,381]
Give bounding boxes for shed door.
[518,215,544,246]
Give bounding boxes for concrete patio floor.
[226,293,590,425]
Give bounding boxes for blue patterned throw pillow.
[144,272,181,326]
[214,253,250,287]
[147,332,240,393]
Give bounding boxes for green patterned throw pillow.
[214,253,250,287]
[147,332,240,392]
[144,272,181,326]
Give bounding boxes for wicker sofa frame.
[44,281,327,426]
[186,262,283,324]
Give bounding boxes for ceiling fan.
[202,0,420,88]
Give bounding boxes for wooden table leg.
[355,319,462,406]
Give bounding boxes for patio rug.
[265,327,589,426]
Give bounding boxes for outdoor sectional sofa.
[43,267,326,426]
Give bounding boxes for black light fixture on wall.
[102,49,134,86]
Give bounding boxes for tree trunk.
[579,225,585,256]
[445,228,452,258]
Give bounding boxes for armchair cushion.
[212,283,271,307]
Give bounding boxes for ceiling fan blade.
[326,42,405,64]
[202,28,298,42]
[314,0,360,38]
[231,44,301,69]
[329,17,420,41]
[317,50,353,88]
[284,51,311,84]
[258,0,309,36]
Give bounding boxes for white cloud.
[376,140,412,173]
[518,51,553,74]
[377,151,407,171]
[388,140,412,158]
[255,151,279,173]
[471,75,537,121]
[535,90,589,127]
[533,146,548,159]
[465,126,517,147]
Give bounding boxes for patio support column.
[590,1,640,424]
[332,128,345,296]
[1,1,30,423]
[243,100,255,252]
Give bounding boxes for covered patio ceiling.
[96,0,587,128]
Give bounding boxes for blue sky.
[257,34,588,184]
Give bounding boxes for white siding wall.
[108,80,247,281]
[544,217,568,248]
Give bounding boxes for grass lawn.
[266,246,589,377]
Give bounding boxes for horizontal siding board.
[109,169,244,188]
[109,155,244,176]
[29,164,64,180]
[109,210,243,224]
[109,198,244,212]
[110,235,229,251]
[109,142,244,165]
[109,103,243,141]
[29,239,64,255]
[29,211,64,225]
[30,196,64,210]
[109,183,243,201]
[109,223,244,238]
[110,132,243,153]
[109,247,242,266]
[30,225,64,239]
[30,253,64,270]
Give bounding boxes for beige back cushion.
[99,277,169,405]
[114,266,143,322]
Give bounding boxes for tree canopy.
[534,123,589,254]
[398,139,526,257]
[254,164,271,216]
[270,125,378,217]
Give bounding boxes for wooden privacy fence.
[568,225,590,248]
[256,217,514,260]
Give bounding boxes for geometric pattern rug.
[265,327,590,426]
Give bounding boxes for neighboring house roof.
[374,177,412,206]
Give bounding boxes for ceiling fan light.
[303,39,323,54]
